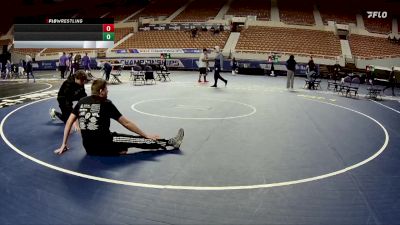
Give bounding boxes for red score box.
[102,24,114,32]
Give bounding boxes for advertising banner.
[139,23,230,31]
[34,58,315,76]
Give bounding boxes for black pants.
[112,132,168,150]
[26,70,35,82]
[85,132,170,155]
[213,66,226,86]
[382,82,396,95]
[59,66,67,79]
[68,67,73,77]
[308,81,314,89]
[105,70,111,81]
[55,103,72,123]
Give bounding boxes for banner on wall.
[139,23,230,31]
[97,58,186,68]
[115,49,201,54]
[34,58,314,76]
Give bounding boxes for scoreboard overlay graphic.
[13,18,114,48]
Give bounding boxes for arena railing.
[40,49,99,57]
[354,55,400,60]
[235,50,340,59]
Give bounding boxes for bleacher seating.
[129,0,186,21]
[106,7,142,22]
[114,30,229,49]
[226,0,270,20]
[235,26,341,58]
[0,23,11,36]
[361,1,398,34]
[115,27,134,42]
[318,1,358,25]
[3,0,400,64]
[77,8,110,18]
[0,39,12,46]
[172,0,227,22]
[363,16,392,34]
[349,34,400,58]
[278,0,315,25]
[11,48,43,56]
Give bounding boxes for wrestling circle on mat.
[0,84,389,190]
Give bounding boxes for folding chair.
[366,79,382,100]
[339,76,359,98]
[144,65,156,85]
[304,71,320,90]
[110,64,123,84]
[327,79,339,91]
[156,65,171,82]
[131,65,145,85]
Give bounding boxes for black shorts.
[83,143,120,156]
[199,67,207,74]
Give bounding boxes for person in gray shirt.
[210,46,227,87]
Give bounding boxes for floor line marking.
[371,100,400,114]
[0,83,53,100]
[131,98,257,120]
[0,95,390,191]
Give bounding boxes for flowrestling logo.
[47,19,84,24]
[366,11,388,19]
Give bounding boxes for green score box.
[102,32,115,41]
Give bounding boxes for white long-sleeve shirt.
[198,53,208,68]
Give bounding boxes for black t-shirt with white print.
[72,95,122,154]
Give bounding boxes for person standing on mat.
[54,79,184,156]
[306,56,316,89]
[103,61,112,82]
[210,46,227,87]
[81,53,91,73]
[286,55,296,90]
[59,52,68,79]
[67,53,76,78]
[383,67,397,96]
[5,60,11,79]
[73,53,82,74]
[25,55,35,83]
[332,61,341,82]
[231,57,238,75]
[50,70,87,130]
[198,48,209,82]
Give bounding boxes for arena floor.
[1,70,400,224]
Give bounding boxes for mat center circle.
[131,98,257,120]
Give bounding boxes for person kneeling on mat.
[54,79,184,156]
[50,70,88,131]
